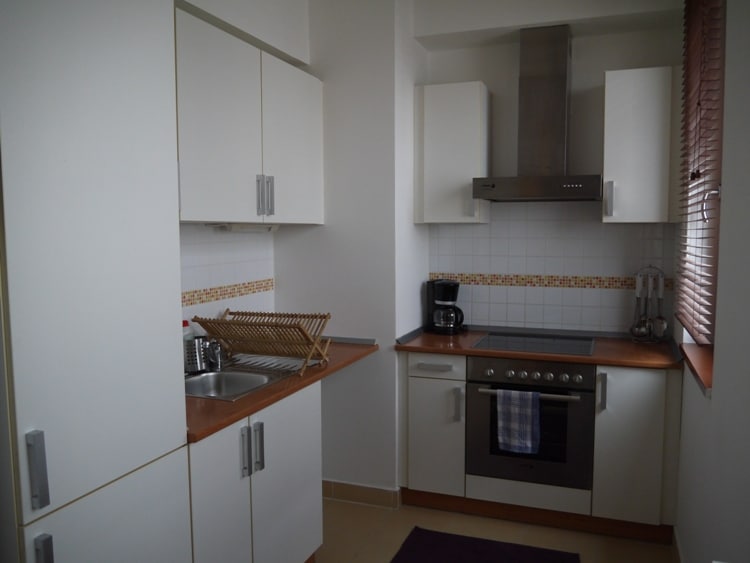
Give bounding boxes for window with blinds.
[675,0,725,346]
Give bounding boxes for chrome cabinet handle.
[453,386,465,422]
[604,180,614,217]
[252,422,265,472]
[266,175,275,216]
[240,425,252,478]
[597,372,608,410]
[416,362,453,372]
[256,174,265,215]
[26,430,51,510]
[34,533,54,563]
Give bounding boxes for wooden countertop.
[394,330,682,370]
[186,342,378,443]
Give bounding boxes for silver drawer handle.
[416,362,453,372]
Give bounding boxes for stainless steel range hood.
[473,25,602,202]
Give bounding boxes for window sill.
[680,343,713,398]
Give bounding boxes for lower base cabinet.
[23,448,192,563]
[407,353,466,497]
[592,366,667,525]
[189,382,323,563]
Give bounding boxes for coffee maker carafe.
[425,279,465,334]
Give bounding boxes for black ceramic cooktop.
[472,332,594,356]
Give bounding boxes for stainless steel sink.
[185,371,273,401]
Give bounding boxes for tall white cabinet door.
[189,419,252,563]
[593,366,666,525]
[1,0,187,524]
[261,52,325,224]
[602,66,673,222]
[176,8,263,223]
[417,81,490,224]
[408,377,466,496]
[251,382,323,563]
[23,448,192,563]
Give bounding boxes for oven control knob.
[484,368,495,378]
[505,369,515,378]
[543,372,555,382]
[559,373,570,383]
[573,374,584,384]
[531,371,541,381]
[518,370,528,380]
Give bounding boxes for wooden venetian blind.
[675,0,725,345]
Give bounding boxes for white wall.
[276,0,401,490]
[674,1,750,560]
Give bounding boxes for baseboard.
[322,480,401,509]
[401,487,674,545]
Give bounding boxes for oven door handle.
[477,388,581,402]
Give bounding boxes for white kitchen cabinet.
[189,419,253,563]
[592,366,666,525]
[176,9,324,225]
[176,8,263,223]
[602,66,674,223]
[176,0,310,64]
[250,381,323,563]
[260,52,325,224]
[415,81,490,224]
[0,3,189,558]
[188,382,323,563]
[407,353,466,496]
[23,448,192,563]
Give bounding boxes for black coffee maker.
[425,279,465,334]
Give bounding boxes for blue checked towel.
[496,390,540,454]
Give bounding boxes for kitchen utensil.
[653,274,668,339]
[630,273,649,338]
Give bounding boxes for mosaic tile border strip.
[182,278,275,307]
[430,273,674,290]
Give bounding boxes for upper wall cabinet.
[415,81,490,224]
[602,66,680,223]
[176,9,324,225]
[177,0,310,64]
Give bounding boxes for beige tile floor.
[316,499,680,563]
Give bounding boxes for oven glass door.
[466,382,595,490]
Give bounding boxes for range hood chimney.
[473,25,602,202]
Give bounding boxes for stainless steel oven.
[466,354,596,490]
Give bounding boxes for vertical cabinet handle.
[604,181,615,217]
[265,175,275,216]
[25,430,51,510]
[256,175,265,216]
[452,386,465,422]
[34,533,54,563]
[240,425,252,478]
[597,372,608,410]
[252,422,265,472]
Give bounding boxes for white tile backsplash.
[180,223,275,315]
[431,202,678,333]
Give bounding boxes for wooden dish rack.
[191,310,331,376]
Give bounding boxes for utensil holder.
[184,336,208,374]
